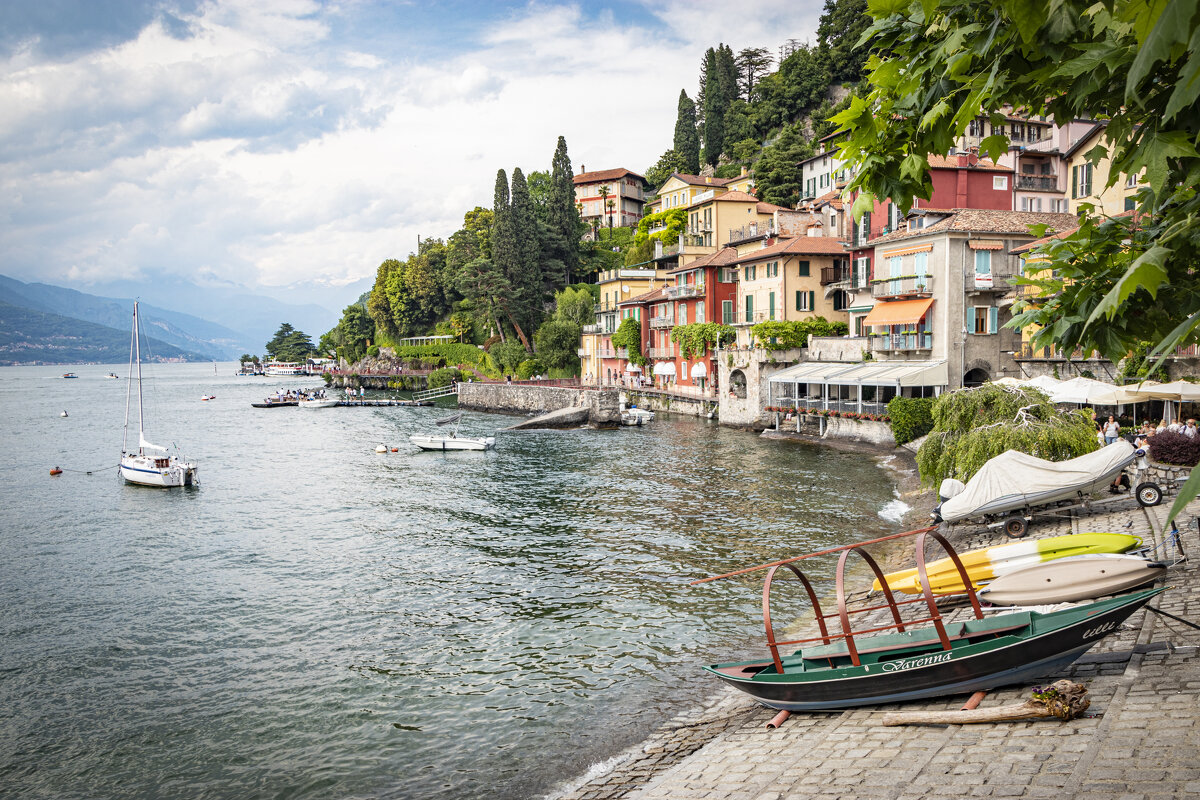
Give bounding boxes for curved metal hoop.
[763,563,830,674]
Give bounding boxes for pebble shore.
[557,491,1200,800]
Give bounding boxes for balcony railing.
[736,310,776,326]
[614,347,629,359]
[869,332,934,352]
[582,323,601,335]
[649,314,675,329]
[597,348,617,359]
[1016,174,1059,191]
[821,266,850,285]
[647,224,668,236]
[647,347,675,358]
[1015,343,1094,360]
[665,284,704,300]
[871,274,933,299]
[593,301,619,312]
[728,222,774,244]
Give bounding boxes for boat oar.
[1145,605,1200,632]
[880,680,1089,726]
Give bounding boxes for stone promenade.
[560,497,1200,800]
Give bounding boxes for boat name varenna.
[880,651,954,672]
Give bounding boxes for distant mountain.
[0,275,247,359]
[0,299,207,365]
[77,275,341,349]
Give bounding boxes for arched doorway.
[729,369,748,399]
[962,367,990,387]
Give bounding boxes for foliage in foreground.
[886,396,934,446]
[915,385,1099,486]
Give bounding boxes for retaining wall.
[458,383,620,426]
[767,411,897,447]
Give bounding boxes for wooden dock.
[251,399,433,408]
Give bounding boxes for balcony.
[727,222,774,244]
[647,347,675,359]
[593,301,620,312]
[665,283,704,300]
[614,347,629,359]
[647,223,668,236]
[871,274,933,299]
[576,348,586,358]
[582,323,601,335]
[869,332,934,352]
[597,348,617,359]
[736,310,776,326]
[821,265,850,285]
[1015,343,1094,360]
[649,313,675,329]
[1016,174,1059,192]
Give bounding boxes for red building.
[610,288,663,387]
[645,248,739,395]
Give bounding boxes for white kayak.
[976,554,1168,605]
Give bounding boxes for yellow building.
[730,236,851,347]
[1065,122,1142,216]
[580,266,670,386]
[681,191,788,266]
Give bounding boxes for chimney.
[740,166,748,177]
[957,154,969,168]
[581,164,585,174]
[705,177,712,184]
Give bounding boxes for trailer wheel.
[1135,482,1163,507]
[1003,515,1029,539]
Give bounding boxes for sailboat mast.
[135,301,145,448]
[122,304,136,453]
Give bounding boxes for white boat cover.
[938,440,1136,523]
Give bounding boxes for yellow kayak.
[872,532,1142,595]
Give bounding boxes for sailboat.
[119,302,199,487]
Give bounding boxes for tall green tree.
[702,47,725,166]
[753,44,831,134]
[816,0,870,85]
[754,121,814,206]
[673,90,701,174]
[367,259,402,340]
[548,136,582,284]
[265,322,317,362]
[735,46,773,101]
[833,0,1200,519]
[490,169,530,348]
[510,167,543,328]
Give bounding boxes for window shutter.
[966,306,976,333]
[1072,166,1078,198]
[988,307,999,334]
[769,292,775,320]
[797,260,810,277]
[851,258,859,286]
[809,290,815,312]
[795,290,803,311]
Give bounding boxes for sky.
[0,0,826,305]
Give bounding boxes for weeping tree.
[915,384,1099,486]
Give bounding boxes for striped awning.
[862,297,934,327]
[968,240,1004,250]
[878,243,933,258]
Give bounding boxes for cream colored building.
[1064,122,1142,216]
[729,237,850,347]
[579,266,670,386]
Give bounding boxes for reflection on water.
[0,364,902,799]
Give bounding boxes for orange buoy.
[391,447,399,452]
[50,467,63,476]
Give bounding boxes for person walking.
[1103,415,1121,445]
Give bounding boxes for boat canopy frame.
[698,527,985,674]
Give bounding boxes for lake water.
[0,363,903,799]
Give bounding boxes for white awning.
[652,362,677,376]
[625,362,642,372]
[690,361,708,378]
[769,360,948,388]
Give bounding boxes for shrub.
[1148,431,1200,466]
[366,344,380,357]
[428,367,462,389]
[516,358,547,380]
[887,396,936,445]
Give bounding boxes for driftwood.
[881,681,1090,726]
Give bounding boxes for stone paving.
[559,496,1200,800]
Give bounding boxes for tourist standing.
[1103,415,1120,445]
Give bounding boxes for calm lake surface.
[0,363,905,799]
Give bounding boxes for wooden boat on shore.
[697,527,1163,711]
[976,554,1168,605]
[871,532,1142,595]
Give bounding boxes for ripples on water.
[0,364,903,799]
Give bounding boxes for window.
[833,290,848,311]
[853,256,871,288]
[744,264,757,281]
[889,255,902,277]
[968,306,1000,334]
[722,300,733,324]
[796,260,810,277]
[913,251,928,277]
[696,300,705,324]
[993,175,1008,190]
[1072,163,1093,198]
[975,250,993,288]
[745,294,754,323]
[678,303,687,325]
[1125,173,1139,188]
[1020,196,1043,212]
[796,290,814,312]
[1124,196,1137,211]
[719,267,736,283]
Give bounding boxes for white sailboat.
[119,302,199,488]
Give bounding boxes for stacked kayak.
[976,554,1168,605]
[872,532,1142,595]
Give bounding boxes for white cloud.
[0,0,824,302]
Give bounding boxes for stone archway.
[962,366,991,387]
[729,369,748,399]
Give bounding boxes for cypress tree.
[490,169,531,349]
[673,90,701,174]
[510,167,543,337]
[548,136,581,283]
[702,48,724,167]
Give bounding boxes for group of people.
[1098,413,1199,450]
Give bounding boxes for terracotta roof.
[708,190,759,203]
[618,287,667,306]
[668,247,738,273]
[869,209,1080,247]
[756,201,787,213]
[574,167,647,185]
[735,236,847,263]
[666,173,737,187]
[927,155,1012,172]
[812,189,840,205]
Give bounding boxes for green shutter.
[745,294,753,322]
[797,260,810,277]
[809,290,815,312]
[1072,166,1078,198]
[769,292,775,319]
[795,290,803,311]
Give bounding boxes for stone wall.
[621,390,717,419]
[716,348,803,429]
[769,411,897,446]
[457,384,620,426]
[807,336,870,362]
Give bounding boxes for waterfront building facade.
[574,167,649,233]
[580,266,669,387]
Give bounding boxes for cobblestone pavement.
[558,497,1200,800]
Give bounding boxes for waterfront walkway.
[562,498,1200,800]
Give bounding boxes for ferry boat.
[264,361,305,376]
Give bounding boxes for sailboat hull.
[120,455,198,487]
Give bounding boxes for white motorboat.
[621,406,655,426]
[299,396,338,409]
[118,302,199,488]
[410,413,495,451]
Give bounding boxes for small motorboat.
[698,527,1164,711]
[976,554,1168,605]
[298,396,338,409]
[104,372,119,379]
[62,372,78,379]
[872,532,1142,595]
[251,398,299,408]
[621,406,655,426]
[200,395,216,401]
[410,412,495,451]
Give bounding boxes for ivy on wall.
[610,317,648,367]
[669,322,736,359]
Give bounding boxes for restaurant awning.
[690,361,708,378]
[769,360,948,388]
[625,362,642,373]
[862,297,934,328]
[652,362,676,376]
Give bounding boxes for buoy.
[61,411,68,417]
[391,447,399,452]
[375,444,387,453]
[50,467,63,476]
